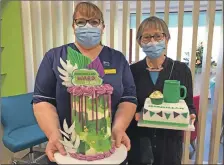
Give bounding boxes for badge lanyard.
[168,61,175,80]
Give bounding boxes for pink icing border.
[67,84,114,97]
[68,146,116,161]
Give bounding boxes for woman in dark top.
[126,16,197,165]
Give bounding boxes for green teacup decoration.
[150,91,164,105]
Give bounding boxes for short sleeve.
[32,50,57,106]
[120,57,138,105]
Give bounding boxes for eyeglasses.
[141,33,165,43]
[74,18,103,27]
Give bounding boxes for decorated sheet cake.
[57,47,116,161]
[138,80,195,131]
[142,98,190,128]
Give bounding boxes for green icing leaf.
[67,46,91,68]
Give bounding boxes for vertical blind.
[20,1,223,164]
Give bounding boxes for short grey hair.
[136,16,170,45]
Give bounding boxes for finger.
[111,139,115,147]
[114,134,122,148]
[122,134,131,151]
[56,142,67,155]
[135,114,140,121]
[46,148,56,162]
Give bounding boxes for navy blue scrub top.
[32,43,137,127]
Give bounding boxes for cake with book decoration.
[56,46,118,162]
[138,80,195,131]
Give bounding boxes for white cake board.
[138,119,195,131]
[54,144,127,164]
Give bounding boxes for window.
[129,10,222,63]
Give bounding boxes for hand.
[45,132,67,162]
[112,127,131,151]
[190,114,196,125]
[135,112,141,121]
[190,114,196,120]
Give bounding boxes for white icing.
[143,98,190,125]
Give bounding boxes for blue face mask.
[75,27,101,48]
[142,40,166,59]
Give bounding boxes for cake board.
[54,144,127,164]
[137,112,195,131]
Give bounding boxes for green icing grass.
[139,120,188,127]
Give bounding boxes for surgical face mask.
[75,23,102,49]
[142,40,166,59]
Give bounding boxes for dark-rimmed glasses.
[141,33,165,44]
[74,18,103,27]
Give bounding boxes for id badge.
[104,69,117,74]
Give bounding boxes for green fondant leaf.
[67,46,91,68]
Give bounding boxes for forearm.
[113,102,137,131]
[33,102,61,139]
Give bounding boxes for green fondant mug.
[163,80,187,103]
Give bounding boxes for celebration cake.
[57,46,115,161]
[139,89,191,130]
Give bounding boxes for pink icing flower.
[95,85,107,95]
[67,87,74,93]
[83,86,95,97]
[72,86,83,96]
[103,84,114,94]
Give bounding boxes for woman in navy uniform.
[32,2,137,164]
[126,16,197,165]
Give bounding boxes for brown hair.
[73,2,104,26]
[136,16,171,45]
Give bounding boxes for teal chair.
[1,93,48,164]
